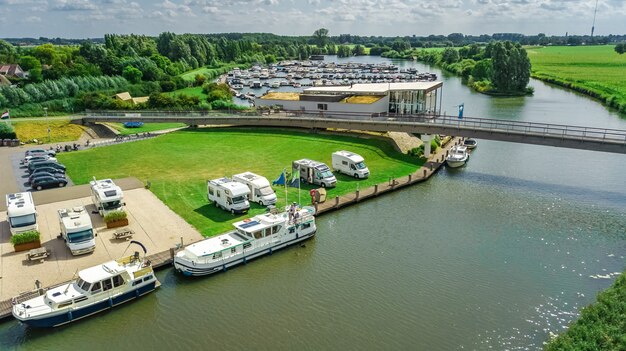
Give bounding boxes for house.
[114,92,149,105]
[0,64,28,79]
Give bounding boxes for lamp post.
[44,107,50,143]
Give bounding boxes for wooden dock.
[0,137,461,321]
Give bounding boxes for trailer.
[90,178,125,217]
[292,159,337,188]
[207,177,251,214]
[233,172,277,206]
[332,150,370,179]
[6,192,38,235]
[58,206,96,255]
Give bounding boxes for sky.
[0,0,625,39]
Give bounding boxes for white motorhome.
[332,151,370,179]
[6,192,38,235]
[90,178,125,217]
[292,159,337,188]
[207,177,251,214]
[58,206,96,255]
[233,172,277,206]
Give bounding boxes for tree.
[615,43,626,54]
[471,59,492,81]
[441,48,460,64]
[488,41,530,93]
[313,28,329,47]
[122,65,143,84]
[352,45,366,56]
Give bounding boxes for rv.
[90,178,125,217]
[233,172,277,206]
[207,177,250,214]
[332,151,370,179]
[58,206,96,255]
[6,192,38,235]
[292,159,337,188]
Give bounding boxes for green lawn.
[165,86,207,99]
[527,45,626,113]
[107,122,188,135]
[57,128,423,237]
[178,63,245,81]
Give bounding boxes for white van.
[332,151,370,179]
[233,172,277,206]
[58,206,96,255]
[6,192,38,235]
[293,159,337,188]
[90,178,125,217]
[207,177,251,214]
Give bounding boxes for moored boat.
[446,145,469,168]
[12,241,158,328]
[463,138,477,149]
[174,206,317,277]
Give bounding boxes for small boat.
[270,81,280,88]
[446,145,469,168]
[231,84,244,90]
[12,241,158,328]
[463,138,477,149]
[174,206,317,276]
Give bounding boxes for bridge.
[82,111,626,154]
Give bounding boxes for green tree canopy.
[313,28,329,47]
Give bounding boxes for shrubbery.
[104,210,127,223]
[10,230,40,245]
[0,122,17,139]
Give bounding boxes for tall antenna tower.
[591,0,599,37]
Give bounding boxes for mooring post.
[408,174,412,182]
[430,163,433,171]
[334,196,339,208]
[314,202,318,214]
[355,190,360,201]
[374,184,378,194]
[423,169,427,177]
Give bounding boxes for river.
[1,56,625,350]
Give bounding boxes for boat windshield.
[67,229,94,243]
[259,186,273,196]
[320,170,333,178]
[355,161,367,170]
[102,200,122,210]
[76,278,92,292]
[232,195,247,204]
[9,214,36,228]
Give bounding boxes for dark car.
[31,175,68,190]
[29,166,65,180]
[28,160,65,174]
[29,171,65,184]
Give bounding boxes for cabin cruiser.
[463,138,478,149]
[12,242,158,327]
[446,145,469,168]
[174,206,316,277]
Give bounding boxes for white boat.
[446,145,469,168]
[174,206,317,276]
[12,242,158,328]
[463,138,478,149]
[231,84,244,90]
[270,81,280,88]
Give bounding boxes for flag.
[458,103,464,120]
[272,168,286,186]
[289,164,300,187]
[0,111,9,120]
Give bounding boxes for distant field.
[527,45,626,114]
[57,128,423,237]
[178,63,244,81]
[11,119,84,143]
[165,86,207,99]
[107,122,188,135]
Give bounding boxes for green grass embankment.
[107,122,188,135]
[179,63,249,82]
[57,128,423,237]
[527,45,626,114]
[546,269,626,350]
[12,119,85,143]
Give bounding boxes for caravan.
[292,159,337,188]
[6,192,38,235]
[90,178,125,217]
[233,172,277,206]
[58,206,96,255]
[332,151,370,179]
[207,177,251,214]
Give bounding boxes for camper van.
[58,206,96,255]
[90,178,125,217]
[332,151,370,179]
[207,177,251,214]
[6,192,38,235]
[292,159,337,188]
[233,172,277,206]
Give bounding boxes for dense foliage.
[615,43,625,54]
[0,122,17,139]
[10,230,40,245]
[104,210,127,223]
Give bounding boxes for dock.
[0,137,461,321]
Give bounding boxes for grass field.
[165,87,207,99]
[11,119,84,143]
[179,63,244,82]
[57,128,423,237]
[107,122,188,135]
[527,45,626,114]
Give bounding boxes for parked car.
[24,155,57,167]
[29,166,65,180]
[31,175,68,190]
[29,171,65,184]
[28,161,65,174]
[25,148,56,157]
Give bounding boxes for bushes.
[10,230,40,245]
[0,122,16,139]
[104,210,127,223]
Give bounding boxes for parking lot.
[0,184,204,300]
[9,152,75,193]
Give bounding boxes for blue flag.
[458,103,464,119]
[272,168,286,186]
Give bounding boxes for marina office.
[256,82,443,117]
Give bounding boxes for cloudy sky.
[1,0,624,38]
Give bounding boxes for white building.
[255,82,443,117]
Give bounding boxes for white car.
[23,154,57,167]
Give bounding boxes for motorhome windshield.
[232,195,247,204]
[259,186,273,196]
[320,170,333,178]
[102,200,122,210]
[67,229,94,243]
[355,161,366,169]
[9,214,37,228]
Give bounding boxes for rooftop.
[340,95,384,104]
[305,82,442,95]
[259,92,300,101]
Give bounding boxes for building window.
[317,104,328,110]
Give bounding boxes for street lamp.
[44,107,50,143]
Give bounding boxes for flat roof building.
[256,82,443,117]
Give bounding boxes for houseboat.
[12,242,158,327]
[174,206,317,276]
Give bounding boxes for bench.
[27,247,51,263]
[113,228,135,241]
